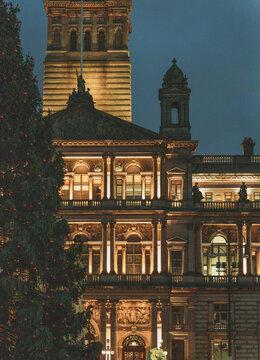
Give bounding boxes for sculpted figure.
[192,182,204,203]
[238,182,248,202]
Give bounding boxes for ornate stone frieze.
[116,224,152,242]
[117,301,150,326]
[202,226,237,243]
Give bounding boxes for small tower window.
[53,29,61,49]
[84,31,91,51]
[70,31,77,51]
[171,104,179,124]
[114,29,123,50]
[98,30,106,51]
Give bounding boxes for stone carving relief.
[117,301,150,326]
[116,224,152,242]
[84,301,100,324]
[69,224,102,242]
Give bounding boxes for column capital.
[101,219,108,227]
[109,219,116,227]
[245,219,252,228]
[236,220,244,229]
[152,219,159,227]
[160,219,167,228]
[102,152,108,159]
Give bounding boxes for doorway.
[122,335,146,360]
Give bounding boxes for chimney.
[241,137,255,156]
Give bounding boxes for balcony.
[61,199,260,212]
[85,274,260,287]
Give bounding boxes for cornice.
[53,139,165,147]
[44,1,132,12]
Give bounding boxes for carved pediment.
[50,102,162,141]
[167,167,186,175]
[167,236,187,244]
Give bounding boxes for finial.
[172,58,177,65]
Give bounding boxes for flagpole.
[80,0,83,77]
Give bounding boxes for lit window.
[126,175,142,199]
[73,174,89,200]
[117,250,122,274]
[214,304,228,329]
[116,178,123,199]
[205,193,213,202]
[92,250,100,274]
[254,192,260,201]
[126,238,142,274]
[224,193,232,202]
[145,249,150,274]
[170,251,182,275]
[145,178,151,199]
[61,178,70,199]
[172,306,184,329]
[169,180,182,200]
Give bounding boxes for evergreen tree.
[0,1,101,359]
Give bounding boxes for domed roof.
[162,58,188,89]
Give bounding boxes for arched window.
[126,235,142,274]
[122,335,146,360]
[210,235,227,276]
[70,30,77,51]
[98,30,106,51]
[125,164,142,199]
[73,164,89,200]
[84,30,91,51]
[114,28,123,49]
[53,29,61,49]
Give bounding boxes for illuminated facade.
[44,2,260,360]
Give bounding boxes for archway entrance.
[122,335,146,360]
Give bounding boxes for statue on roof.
[238,182,249,202]
[192,183,204,203]
[67,70,95,109]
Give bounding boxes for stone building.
[43,1,260,360]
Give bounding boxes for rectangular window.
[92,250,100,274]
[252,254,256,275]
[214,304,228,329]
[145,178,151,199]
[117,250,122,274]
[205,192,213,202]
[73,175,89,200]
[145,250,150,274]
[224,192,232,202]
[254,192,260,201]
[213,342,228,360]
[170,251,182,275]
[203,248,208,275]
[172,306,184,329]
[116,178,123,199]
[126,175,142,199]
[93,177,101,200]
[169,180,182,200]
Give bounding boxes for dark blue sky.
[16,0,260,155]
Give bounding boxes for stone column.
[256,249,260,276]
[160,153,166,200]
[89,176,93,200]
[195,223,203,275]
[110,155,115,200]
[69,175,73,200]
[161,302,170,355]
[246,221,252,275]
[122,178,126,200]
[110,302,117,360]
[141,176,146,200]
[237,222,244,275]
[88,248,93,274]
[141,245,146,274]
[122,245,126,274]
[153,154,158,200]
[110,220,116,274]
[102,220,108,274]
[161,220,168,274]
[151,302,157,348]
[152,220,158,274]
[100,301,106,349]
[103,154,108,199]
